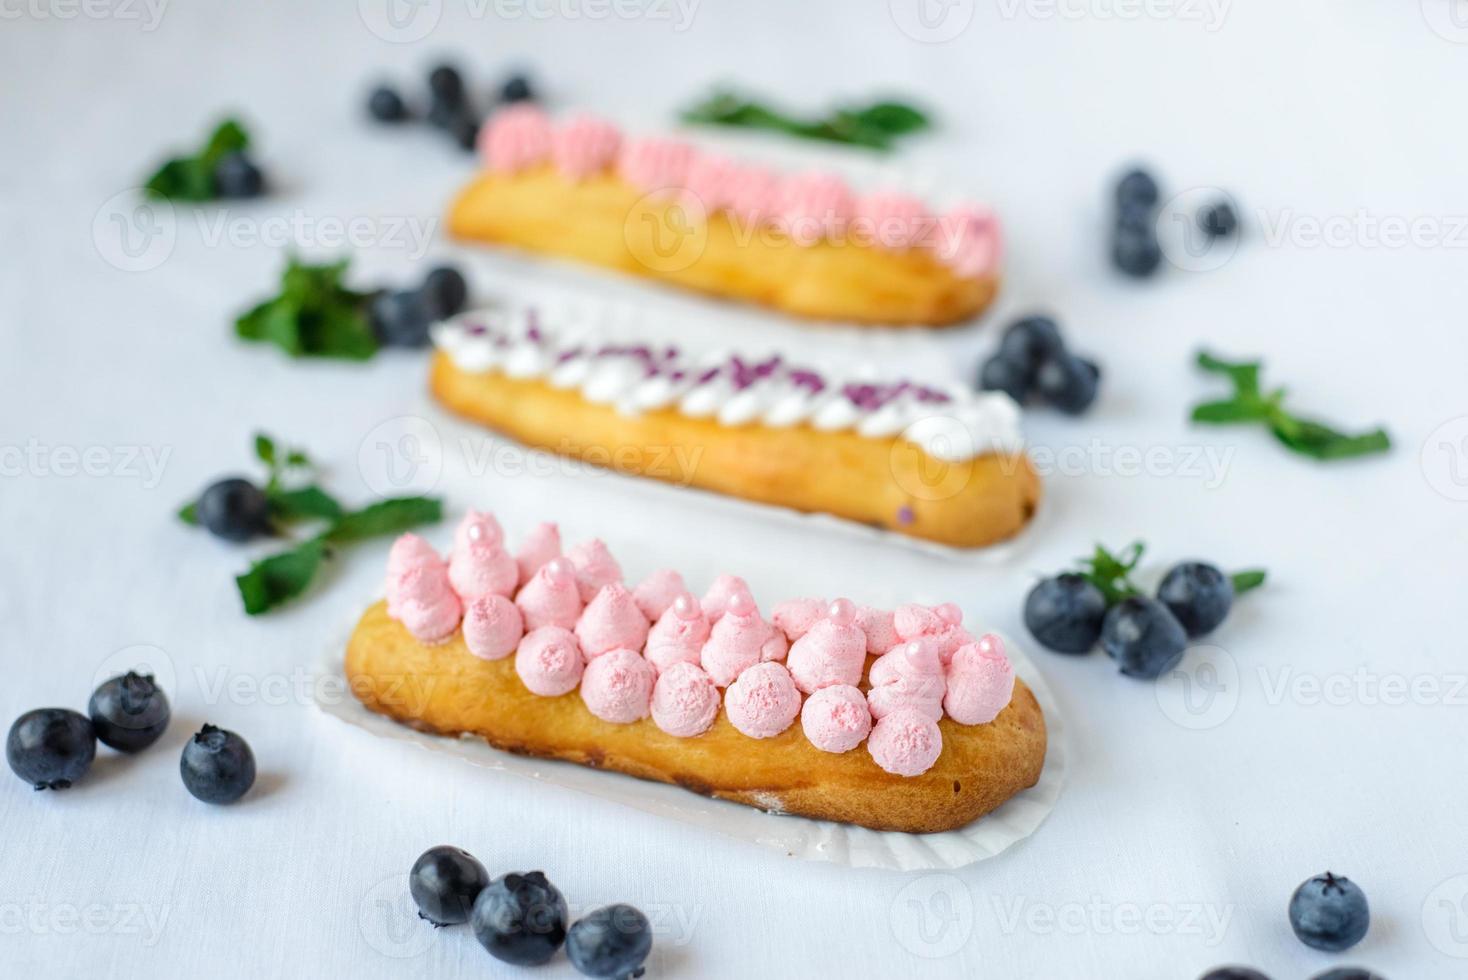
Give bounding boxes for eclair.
[346,513,1048,834]
[429,310,1041,549]
[448,106,1002,326]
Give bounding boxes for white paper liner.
[313,627,1066,872]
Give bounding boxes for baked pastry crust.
[345,600,1047,834]
[429,352,1041,549]
[447,167,999,326]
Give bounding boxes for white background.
[3,2,1467,977]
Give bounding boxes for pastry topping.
[566,538,623,603]
[857,192,932,251]
[775,171,855,246]
[632,569,686,622]
[800,685,872,755]
[514,521,562,586]
[700,573,752,622]
[463,595,525,661]
[617,136,697,193]
[551,114,621,180]
[515,557,584,632]
[448,517,519,601]
[786,600,867,694]
[434,311,1024,462]
[944,635,1016,726]
[515,627,585,697]
[867,708,942,777]
[649,662,720,738]
[579,649,656,724]
[700,592,774,687]
[867,640,946,722]
[936,205,1002,280]
[574,584,651,659]
[771,597,826,643]
[855,605,899,655]
[644,593,711,674]
[480,103,552,173]
[724,662,800,739]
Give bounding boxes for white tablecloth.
[2,3,1465,977]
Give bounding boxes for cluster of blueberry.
[978,314,1101,415]
[369,264,469,349]
[409,845,652,979]
[1024,545,1264,679]
[1109,167,1238,278]
[368,63,537,153]
[5,673,255,804]
[1201,872,1376,979]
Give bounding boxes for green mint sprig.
[1191,351,1391,461]
[144,119,251,201]
[235,257,378,361]
[680,90,931,151]
[177,432,341,529]
[1076,542,1267,606]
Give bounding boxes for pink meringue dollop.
[579,648,656,723]
[867,640,946,722]
[515,521,562,587]
[772,597,826,643]
[644,592,711,673]
[701,574,752,622]
[855,605,900,655]
[699,592,773,687]
[722,163,783,228]
[448,542,518,601]
[723,662,801,739]
[785,599,867,694]
[453,510,504,551]
[385,533,440,615]
[515,626,584,697]
[776,171,855,246]
[857,192,933,251]
[479,104,553,173]
[574,583,650,658]
[566,538,623,603]
[649,661,720,738]
[632,569,686,622]
[893,603,943,641]
[515,557,584,632]
[867,708,943,777]
[943,634,1016,725]
[934,205,1002,280]
[551,114,622,181]
[679,153,740,216]
[800,684,872,754]
[617,136,697,193]
[390,560,462,645]
[462,594,525,661]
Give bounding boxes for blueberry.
[1115,168,1159,210]
[1199,201,1238,238]
[427,98,463,130]
[1309,970,1386,980]
[428,64,465,106]
[471,871,568,966]
[88,671,170,752]
[368,85,409,123]
[1023,574,1107,654]
[369,289,433,348]
[1101,596,1188,678]
[1111,219,1162,278]
[979,354,1031,403]
[449,113,481,153]
[1158,562,1234,637]
[997,315,1064,370]
[421,265,468,319]
[1034,354,1100,415]
[409,846,490,926]
[195,477,271,542]
[214,152,265,199]
[180,724,255,804]
[501,73,535,103]
[567,904,653,980]
[7,709,96,790]
[1199,969,1272,980]
[1289,872,1369,952]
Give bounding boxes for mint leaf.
[850,101,930,135]
[254,433,277,468]
[267,485,343,523]
[178,501,199,525]
[1077,542,1145,605]
[235,257,378,361]
[1231,569,1267,595]
[681,90,931,151]
[143,118,251,202]
[326,497,442,544]
[1191,398,1270,424]
[235,538,327,615]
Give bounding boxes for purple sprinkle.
[897,505,915,525]
[556,347,584,364]
[669,369,687,381]
[696,366,721,384]
[466,323,488,336]
[789,369,824,392]
[662,346,680,360]
[493,336,510,348]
